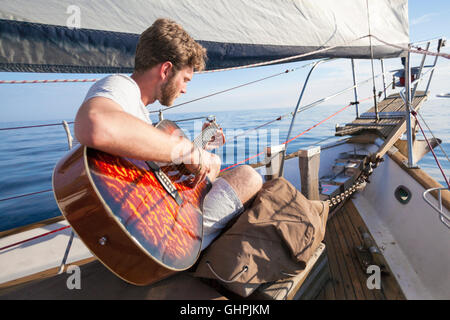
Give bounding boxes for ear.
[159,61,173,80]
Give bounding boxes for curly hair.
[134,18,207,73]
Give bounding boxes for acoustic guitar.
[52,119,224,285]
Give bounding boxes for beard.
[159,75,179,106]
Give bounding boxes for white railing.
[423,187,450,229]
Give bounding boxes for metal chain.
[325,159,380,208]
[326,174,367,207]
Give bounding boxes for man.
[75,18,262,250]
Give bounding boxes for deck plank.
[333,209,371,299]
[322,278,336,300]
[325,217,356,299]
[0,260,227,300]
[341,205,385,300]
[317,199,407,300]
[322,219,346,299]
[342,202,385,300]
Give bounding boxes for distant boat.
[436,93,450,98]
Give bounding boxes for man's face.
[159,66,193,106]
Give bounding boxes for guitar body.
[53,120,211,285]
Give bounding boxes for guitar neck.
[192,122,220,150]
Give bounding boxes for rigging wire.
[0,36,446,87]
[411,111,450,188]
[149,60,321,114]
[0,225,71,251]
[225,70,392,143]
[366,0,379,120]
[149,69,294,114]
[0,79,98,85]
[416,110,450,164]
[371,35,450,60]
[220,96,371,173]
[196,36,368,74]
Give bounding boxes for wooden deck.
[315,200,405,300]
[336,91,427,138]
[0,200,407,301]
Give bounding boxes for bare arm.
[74,97,221,183]
[75,97,192,162]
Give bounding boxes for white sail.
[0,0,409,73]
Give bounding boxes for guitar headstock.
[200,116,225,151]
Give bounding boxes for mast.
[404,49,416,168]
[351,59,360,118]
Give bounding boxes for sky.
[0,0,449,123]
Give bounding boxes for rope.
[0,38,359,86]
[196,37,368,74]
[371,35,450,60]
[149,62,321,114]
[220,98,369,173]
[219,65,391,172]
[149,70,292,113]
[411,110,450,188]
[226,115,287,142]
[223,71,387,145]
[0,189,52,202]
[416,111,450,164]
[0,79,98,85]
[205,261,248,283]
[0,121,74,131]
[0,225,71,251]
[283,102,355,146]
[284,96,374,146]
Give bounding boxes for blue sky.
[0,0,449,123]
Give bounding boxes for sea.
[0,100,449,232]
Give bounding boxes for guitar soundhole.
[87,148,206,270]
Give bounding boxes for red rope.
[0,189,52,202]
[220,98,368,172]
[0,225,71,251]
[220,151,266,172]
[0,79,98,85]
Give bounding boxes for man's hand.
[202,121,225,151]
[184,147,221,186]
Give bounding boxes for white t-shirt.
[84,74,151,124]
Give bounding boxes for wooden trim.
[374,121,406,159]
[388,149,450,211]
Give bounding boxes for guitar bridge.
[145,161,183,206]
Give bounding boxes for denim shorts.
[201,177,244,250]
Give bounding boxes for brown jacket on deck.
[194,177,329,285]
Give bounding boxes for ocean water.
[0,100,448,232]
